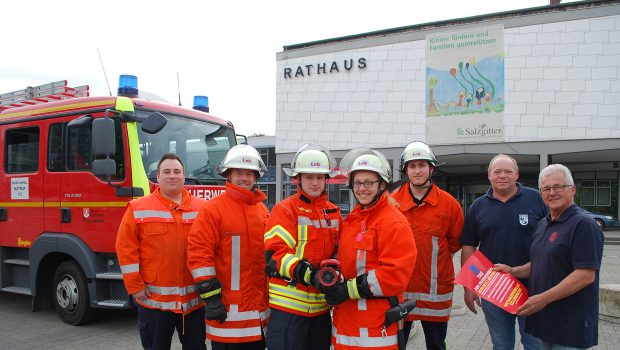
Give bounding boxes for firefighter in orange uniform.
[391,141,464,350]
[187,144,270,350]
[116,153,207,350]
[325,148,417,350]
[264,144,342,350]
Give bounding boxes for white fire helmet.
[283,144,337,178]
[217,144,267,177]
[339,148,392,184]
[399,141,438,171]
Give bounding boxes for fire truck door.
[0,123,45,248]
[58,117,128,253]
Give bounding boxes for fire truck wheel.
[52,260,95,325]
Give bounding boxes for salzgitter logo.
[456,124,502,137]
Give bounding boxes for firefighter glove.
[197,277,227,323]
[265,250,279,278]
[197,277,222,302]
[324,274,371,305]
[354,273,373,299]
[323,280,351,305]
[205,297,227,323]
[292,259,318,287]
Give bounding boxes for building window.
[259,148,269,166]
[578,180,611,207]
[282,183,297,199]
[328,184,351,216]
[5,126,39,173]
[580,180,595,206]
[596,180,611,206]
[257,184,276,210]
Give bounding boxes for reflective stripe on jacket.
[187,181,270,343]
[115,187,206,315]
[264,190,341,316]
[332,194,416,350]
[392,183,464,322]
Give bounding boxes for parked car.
[582,209,616,230]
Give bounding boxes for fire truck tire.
[52,260,96,326]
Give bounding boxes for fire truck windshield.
[136,111,235,185]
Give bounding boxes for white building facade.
[276,0,620,221]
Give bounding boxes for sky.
[1,0,576,135]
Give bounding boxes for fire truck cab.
[0,77,236,325]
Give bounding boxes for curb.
[600,284,620,324]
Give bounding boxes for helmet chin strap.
[367,187,386,208]
[410,177,432,189]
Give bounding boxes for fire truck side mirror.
[93,158,117,177]
[92,117,116,158]
[141,112,167,134]
[92,117,117,179]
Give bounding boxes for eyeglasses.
[540,184,572,195]
[353,180,380,189]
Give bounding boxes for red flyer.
[455,250,528,314]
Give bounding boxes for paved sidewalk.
[406,243,620,350]
[2,233,617,349]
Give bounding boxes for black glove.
[354,273,373,298]
[323,280,350,305]
[324,274,373,306]
[197,277,227,323]
[292,259,318,287]
[265,250,279,278]
[204,296,227,323]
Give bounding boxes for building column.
[617,177,620,220]
[392,158,401,182]
[275,161,283,202]
[539,153,548,172]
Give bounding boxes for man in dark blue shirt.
[496,164,604,349]
[460,154,547,350]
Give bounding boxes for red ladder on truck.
[0,80,89,111]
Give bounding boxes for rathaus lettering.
[284,58,367,79]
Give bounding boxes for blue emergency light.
[193,95,209,112]
[118,74,138,97]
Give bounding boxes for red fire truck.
[0,76,236,325]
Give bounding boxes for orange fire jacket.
[116,187,206,315]
[332,194,417,350]
[264,190,341,317]
[391,183,464,322]
[187,182,270,343]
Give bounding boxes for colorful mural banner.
[455,250,527,315]
[425,25,504,144]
